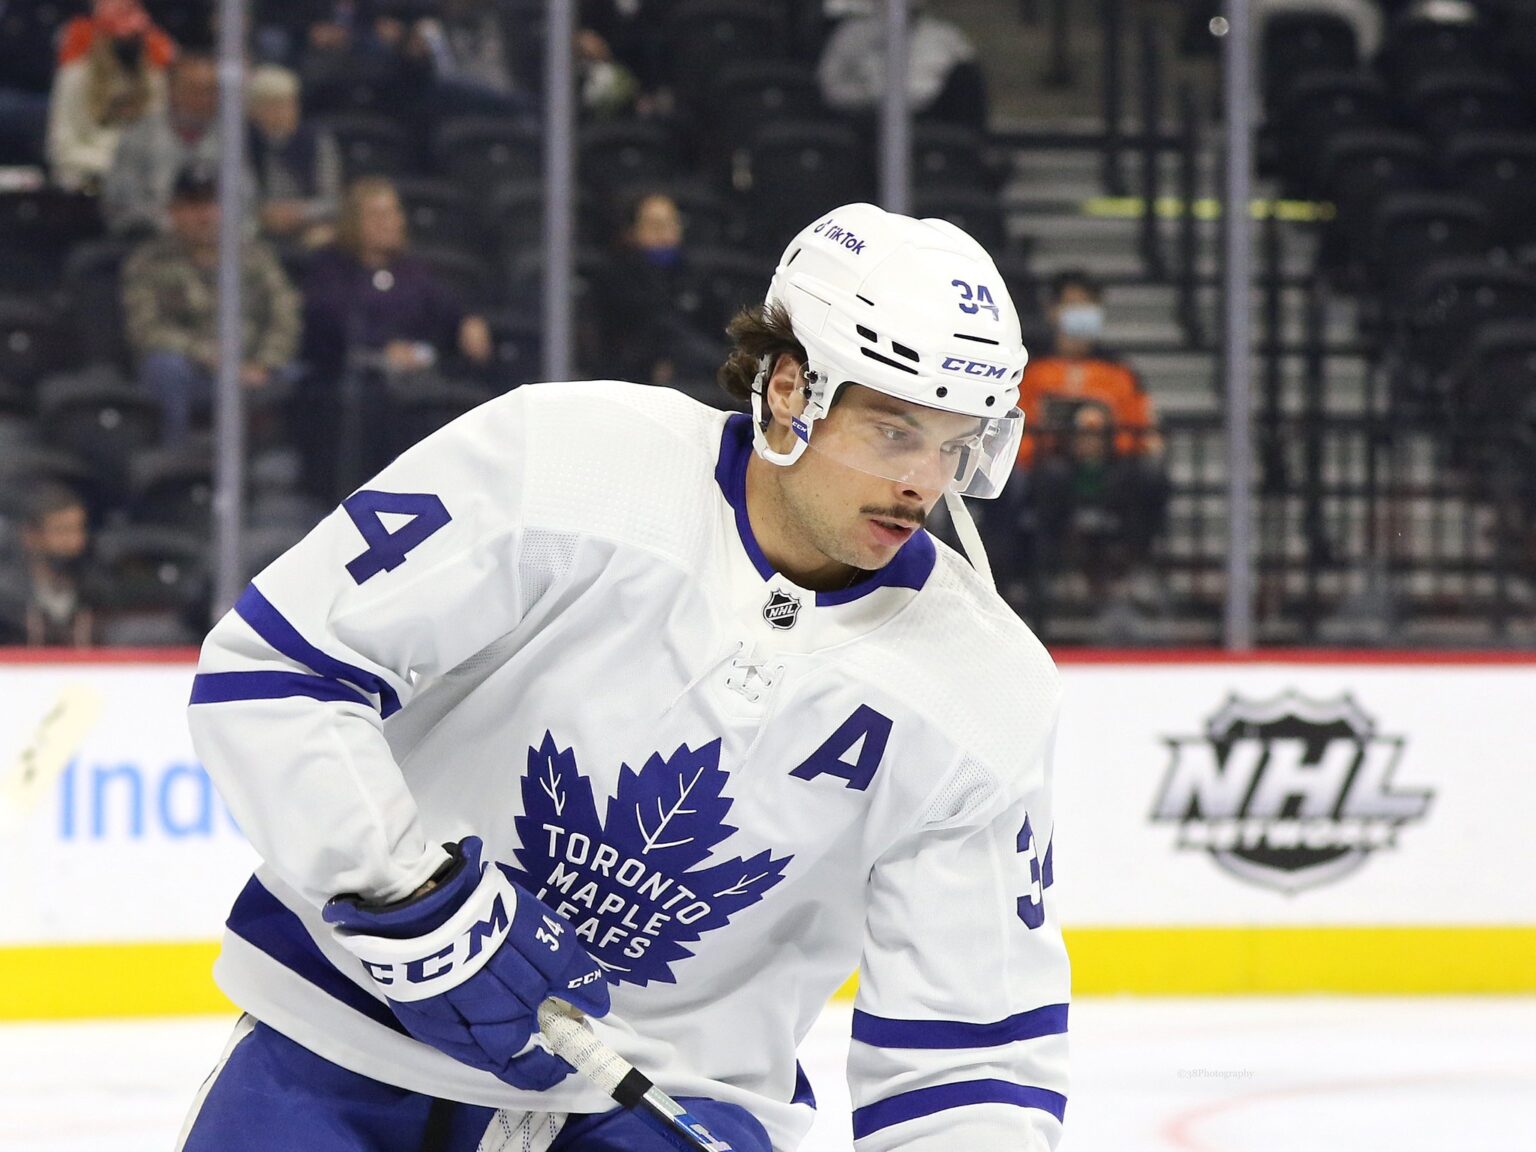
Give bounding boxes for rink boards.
[2,650,1532,1019]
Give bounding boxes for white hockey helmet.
[751,202,1029,499]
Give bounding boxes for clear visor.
[797,388,1024,499]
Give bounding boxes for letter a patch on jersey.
[508,734,793,987]
[789,705,893,791]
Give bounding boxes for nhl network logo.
[1152,692,1432,893]
[762,589,801,630]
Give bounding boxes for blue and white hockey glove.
[323,836,610,1091]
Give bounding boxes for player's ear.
[762,353,807,427]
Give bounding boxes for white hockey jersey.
[189,381,1069,1152]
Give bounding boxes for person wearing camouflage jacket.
[123,168,301,444]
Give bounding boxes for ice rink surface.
[2,997,1533,1151]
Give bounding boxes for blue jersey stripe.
[851,1003,1068,1050]
[234,585,402,717]
[852,1078,1067,1139]
[226,875,406,1036]
[792,1062,817,1110]
[190,671,372,708]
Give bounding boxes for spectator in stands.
[579,0,667,110]
[817,1,989,130]
[1030,404,1170,605]
[298,176,492,496]
[400,0,537,121]
[103,49,221,236]
[1017,270,1163,467]
[591,190,720,389]
[122,169,302,445]
[247,64,342,249]
[0,484,99,647]
[284,1,412,113]
[302,176,492,382]
[576,24,643,120]
[1008,272,1170,631]
[46,0,177,193]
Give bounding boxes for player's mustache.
[861,505,927,527]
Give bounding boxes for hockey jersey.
[188,381,1069,1152]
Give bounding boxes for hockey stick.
[536,998,737,1152]
[0,683,102,822]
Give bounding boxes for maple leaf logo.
[505,732,794,987]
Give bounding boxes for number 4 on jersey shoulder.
[343,489,453,584]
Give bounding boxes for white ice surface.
[2,997,1534,1151]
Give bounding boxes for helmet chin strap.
[944,489,995,589]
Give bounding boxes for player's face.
[772,381,975,575]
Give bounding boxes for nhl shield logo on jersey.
[507,733,794,987]
[762,589,801,630]
[1152,692,1431,893]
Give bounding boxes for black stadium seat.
[742,121,875,254]
[1367,193,1492,292]
[1380,8,1493,93]
[318,112,416,180]
[578,120,678,196]
[668,1,788,109]
[127,441,214,531]
[1271,71,1391,193]
[1443,133,1536,248]
[91,524,210,645]
[0,297,70,391]
[61,238,136,373]
[1318,130,1435,241]
[1446,320,1536,429]
[1397,260,1536,393]
[0,0,82,94]
[679,246,776,333]
[702,62,825,167]
[433,116,543,196]
[1260,9,1360,104]
[390,176,485,255]
[912,123,1004,193]
[37,366,162,496]
[1405,71,1526,144]
[0,187,102,294]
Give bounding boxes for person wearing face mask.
[591,189,723,393]
[1015,269,1162,470]
[1003,270,1169,632]
[0,484,101,647]
[45,0,177,193]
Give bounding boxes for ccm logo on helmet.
[813,217,867,254]
[941,356,1009,380]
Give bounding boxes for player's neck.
[743,454,860,592]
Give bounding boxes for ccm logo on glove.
[323,837,610,1090]
[353,880,514,999]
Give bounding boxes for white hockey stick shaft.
[537,999,736,1152]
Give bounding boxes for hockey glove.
[323,836,610,1091]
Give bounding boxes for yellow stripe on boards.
[2,927,1533,1020]
[1064,926,1536,995]
[0,941,233,1020]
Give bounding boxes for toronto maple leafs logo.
[506,732,794,987]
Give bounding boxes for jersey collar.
[714,413,936,606]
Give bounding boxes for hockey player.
[178,202,1069,1152]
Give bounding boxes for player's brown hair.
[716,300,806,409]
